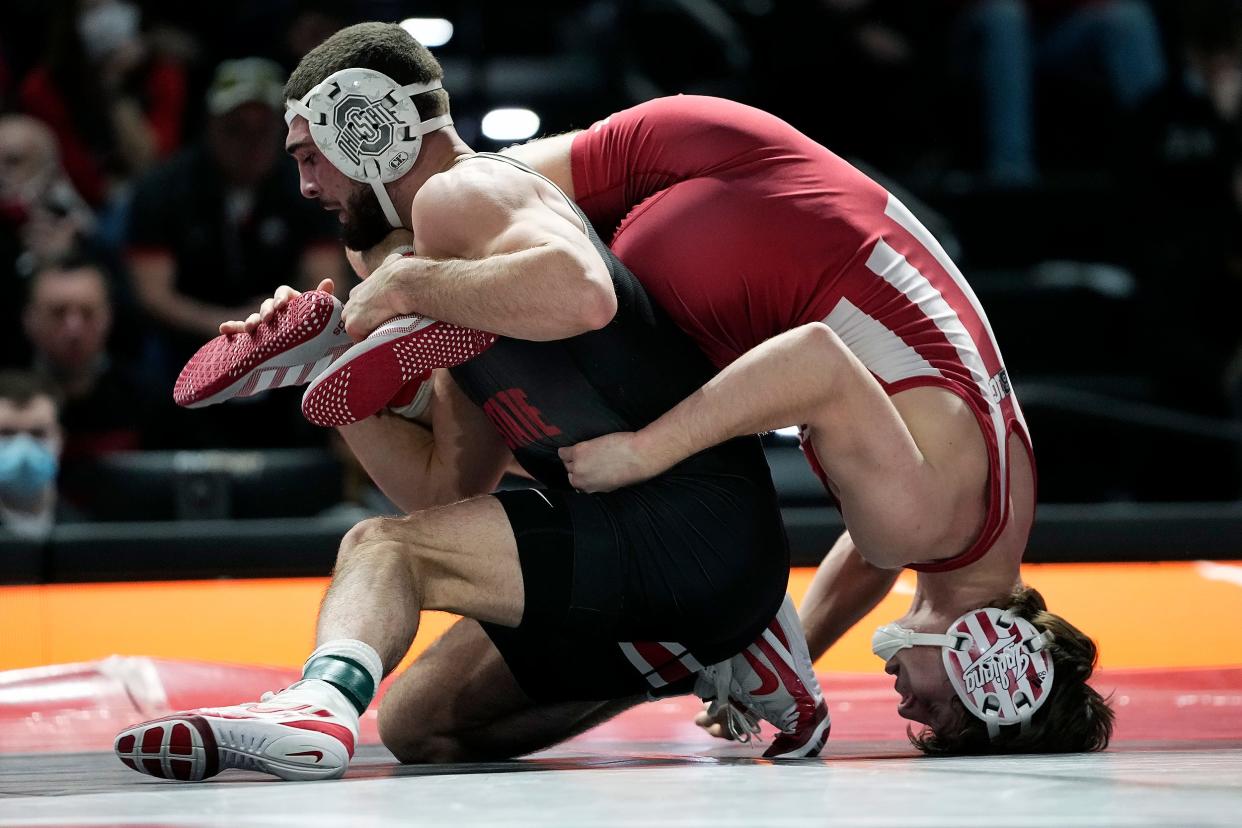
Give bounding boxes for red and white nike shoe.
[173,290,351,408]
[696,594,831,759]
[113,682,358,782]
[302,315,495,428]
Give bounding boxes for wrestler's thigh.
[363,494,524,626]
[378,618,637,763]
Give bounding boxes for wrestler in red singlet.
[569,95,1033,573]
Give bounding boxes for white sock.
[298,639,385,715]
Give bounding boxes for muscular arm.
[343,159,615,342]
[800,531,900,659]
[562,323,847,489]
[338,369,512,513]
[129,252,253,339]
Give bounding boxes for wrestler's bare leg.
[378,619,641,763]
[316,496,526,674]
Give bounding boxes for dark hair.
[285,22,449,119]
[27,250,112,304]
[910,586,1115,755]
[0,371,62,408]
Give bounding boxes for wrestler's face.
[286,116,392,251]
[885,645,958,731]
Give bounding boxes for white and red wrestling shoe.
[173,290,351,408]
[114,682,358,782]
[696,594,831,759]
[302,315,495,428]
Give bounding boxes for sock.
[301,639,384,716]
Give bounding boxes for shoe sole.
[114,714,352,782]
[302,315,495,428]
[764,705,832,759]
[174,291,350,408]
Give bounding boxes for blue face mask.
[0,434,59,500]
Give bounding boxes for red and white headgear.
[284,67,453,228]
[872,607,1056,739]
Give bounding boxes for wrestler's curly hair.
[910,586,1114,755]
[285,22,449,119]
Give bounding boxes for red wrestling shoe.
[302,315,495,427]
[173,290,351,408]
[696,594,831,759]
[114,681,358,782]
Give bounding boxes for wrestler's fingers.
[273,285,301,308]
[317,277,335,296]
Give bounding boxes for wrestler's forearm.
[338,372,511,512]
[635,324,840,469]
[386,245,615,341]
[337,414,457,513]
[800,532,901,660]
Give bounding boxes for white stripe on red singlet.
[824,298,942,385]
[863,231,1010,506]
[884,194,1031,440]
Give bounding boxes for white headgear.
[872,607,1056,740]
[284,67,453,227]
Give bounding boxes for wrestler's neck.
[899,564,1022,632]
[384,128,477,227]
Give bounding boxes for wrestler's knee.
[335,517,387,567]
[336,513,436,577]
[377,692,467,764]
[788,321,842,359]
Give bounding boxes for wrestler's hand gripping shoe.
[301,314,496,427]
[114,680,358,782]
[695,594,831,759]
[173,290,352,408]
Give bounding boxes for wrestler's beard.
[340,184,395,252]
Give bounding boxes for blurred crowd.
[1,0,1240,535]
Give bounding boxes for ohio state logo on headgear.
[285,67,453,226]
[333,94,402,166]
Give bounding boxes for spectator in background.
[955,0,1168,185]
[125,57,344,448]
[0,115,97,369]
[23,253,157,461]
[18,0,187,209]
[0,372,72,539]
[1126,0,1242,495]
[126,57,343,361]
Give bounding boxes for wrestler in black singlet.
[449,154,788,701]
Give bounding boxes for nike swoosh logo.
[742,649,779,696]
[287,749,323,762]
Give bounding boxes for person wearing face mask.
[0,371,69,539]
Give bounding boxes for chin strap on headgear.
[873,607,1056,741]
[285,67,453,228]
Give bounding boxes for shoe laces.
[700,660,762,744]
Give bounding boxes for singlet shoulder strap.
[451,151,588,235]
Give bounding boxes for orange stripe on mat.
[2,561,1240,673]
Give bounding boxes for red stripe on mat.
[2,659,1239,754]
